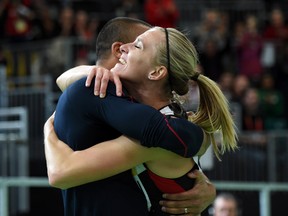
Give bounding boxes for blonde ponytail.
[188,74,238,160]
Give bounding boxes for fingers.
[187,170,212,187]
[50,112,55,123]
[85,67,96,87]
[44,113,55,137]
[162,190,191,201]
[113,73,122,96]
[96,68,110,98]
[85,66,123,98]
[161,205,201,216]
[85,67,109,97]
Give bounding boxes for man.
[53,17,216,215]
[212,193,239,216]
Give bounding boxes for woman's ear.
[111,42,123,59]
[148,66,168,80]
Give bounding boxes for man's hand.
[160,170,216,216]
[85,66,122,98]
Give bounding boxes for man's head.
[95,17,151,68]
[213,193,239,216]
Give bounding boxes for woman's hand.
[43,112,55,140]
[85,66,122,98]
[43,112,75,188]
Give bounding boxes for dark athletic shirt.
[136,164,199,216]
[54,78,203,216]
[133,106,199,216]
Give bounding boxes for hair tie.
[191,72,200,81]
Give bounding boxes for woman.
[44,27,238,215]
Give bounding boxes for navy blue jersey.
[138,164,199,216]
[54,78,204,215]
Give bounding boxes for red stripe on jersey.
[164,117,188,157]
[147,169,186,193]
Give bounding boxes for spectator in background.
[263,8,288,50]
[41,6,75,91]
[258,73,286,130]
[230,20,245,71]
[195,9,230,81]
[241,87,264,132]
[73,10,93,66]
[74,10,90,41]
[57,6,75,37]
[262,7,288,97]
[235,15,263,85]
[2,0,35,42]
[199,37,224,81]
[115,0,143,19]
[217,71,235,101]
[86,16,100,42]
[33,4,60,40]
[238,87,267,181]
[211,192,239,216]
[230,74,250,104]
[144,0,179,27]
[195,9,229,54]
[0,0,9,39]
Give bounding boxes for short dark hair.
[95,17,151,62]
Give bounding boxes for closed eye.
[134,38,143,49]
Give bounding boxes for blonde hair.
[154,27,238,159]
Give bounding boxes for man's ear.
[148,66,168,80]
[111,42,123,59]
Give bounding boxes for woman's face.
[111,28,164,84]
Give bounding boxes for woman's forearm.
[45,136,149,189]
[56,65,94,91]
[44,116,150,189]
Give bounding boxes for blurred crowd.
[0,0,288,133]
[1,2,288,216]
[0,1,288,214]
[0,0,181,42]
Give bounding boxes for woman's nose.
[120,44,128,53]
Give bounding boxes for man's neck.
[96,59,115,70]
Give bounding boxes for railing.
[0,177,49,216]
[214,181,288,216]
[1,177,288,216]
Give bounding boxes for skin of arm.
[53,66,216,215]
[57,65,123,97]
[56,65,94,91]
[44,114,195,189]
[44,113,215,215]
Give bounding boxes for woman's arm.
[56,65,122,97]
[57,68,206,158]
[44,114,156,189]
[44,113,196,189]
[56,65,94,91]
